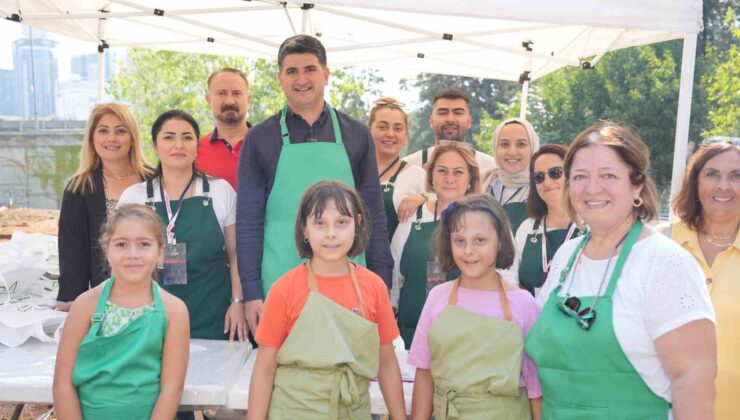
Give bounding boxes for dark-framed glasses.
[532,166,563,184]
[557,295,597,330]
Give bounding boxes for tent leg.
[519,80,529,119]
[668,33,698,223]
[97,50,105,103]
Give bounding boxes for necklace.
[103,168,135,180]
[702,234,733,248]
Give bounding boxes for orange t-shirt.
[256,263,399,348]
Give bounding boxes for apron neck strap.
[88,277,160,335]
[279,104,342,147]
[389,160,407,183]
[448,274,513,322]
[603,219,643,297]
[306,261,366,319]
[327,105,343,145]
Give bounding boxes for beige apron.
[429,280,531,419]
[269,262,379,420]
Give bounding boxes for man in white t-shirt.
[403,88,496,173]
[397,88,496,221]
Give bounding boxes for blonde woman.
[55,104,152,311]
[369,97,426,240]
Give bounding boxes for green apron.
[147,175,231,339]
[269,262,378,420]
[504,202,528,234]
[73,278,166,419]
[525,220,671,419]
[519,219,580,296]
[397,204,458,349]
[429,280,531,420]
[382,160,408,241]
[261,105,364,296]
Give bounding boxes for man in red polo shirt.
[197,68,252,189]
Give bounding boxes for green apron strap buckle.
[279,106,291,146]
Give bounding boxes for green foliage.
[330,67,384,121]
[522,42,706,192]
[701,7,740,136]
[27,145,80,206]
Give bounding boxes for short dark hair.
[527,144,568,220]
[294,181,370,259]
[278,35,327,70]
[151,109,201,178]
[433,194,516,272]
[433,88,470,106]
[673,142,740,232]
[207,67,248,89]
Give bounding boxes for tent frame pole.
[668,33,698,223]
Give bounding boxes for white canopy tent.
[0,0,702,209]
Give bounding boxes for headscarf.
[490,117,541,188]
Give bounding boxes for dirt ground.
[0,207,59,240]
[0,404,52,420]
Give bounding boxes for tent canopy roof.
[1,0,702,81]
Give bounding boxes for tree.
[700,7,740,137]
[108,49,384,161]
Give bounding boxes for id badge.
[426,261,445,296]
[163,242,187,286]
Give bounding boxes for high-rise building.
[0,69,17,116]
[13,29,58,119]
[71,52,112,81]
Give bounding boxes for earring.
[303,237,309,243]
[632,197,644,208]
[466,185,471,191]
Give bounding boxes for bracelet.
[230,297,245,304]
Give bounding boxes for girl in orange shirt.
[248,180,406,419]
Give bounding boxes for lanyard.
[540,216,578,273]
[493,182,523,205]
[159,174,195,244]
[378,156,400,179]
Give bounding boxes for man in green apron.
[236,35,393,336]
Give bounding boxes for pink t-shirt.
[407,281,543,398]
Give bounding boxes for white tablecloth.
[0,339,252,407]
[225,348,416,415]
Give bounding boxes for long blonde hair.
[67,103,152,194]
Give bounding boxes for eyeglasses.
[557,295,597,330]
[531,166,563,184]
[374,97,406,108]
[702,136,740,146]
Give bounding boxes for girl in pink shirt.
[408,194,542,420]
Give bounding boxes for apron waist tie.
[434,386,494,420]
[329,364,360,420]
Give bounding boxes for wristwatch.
[230,297,245,304]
